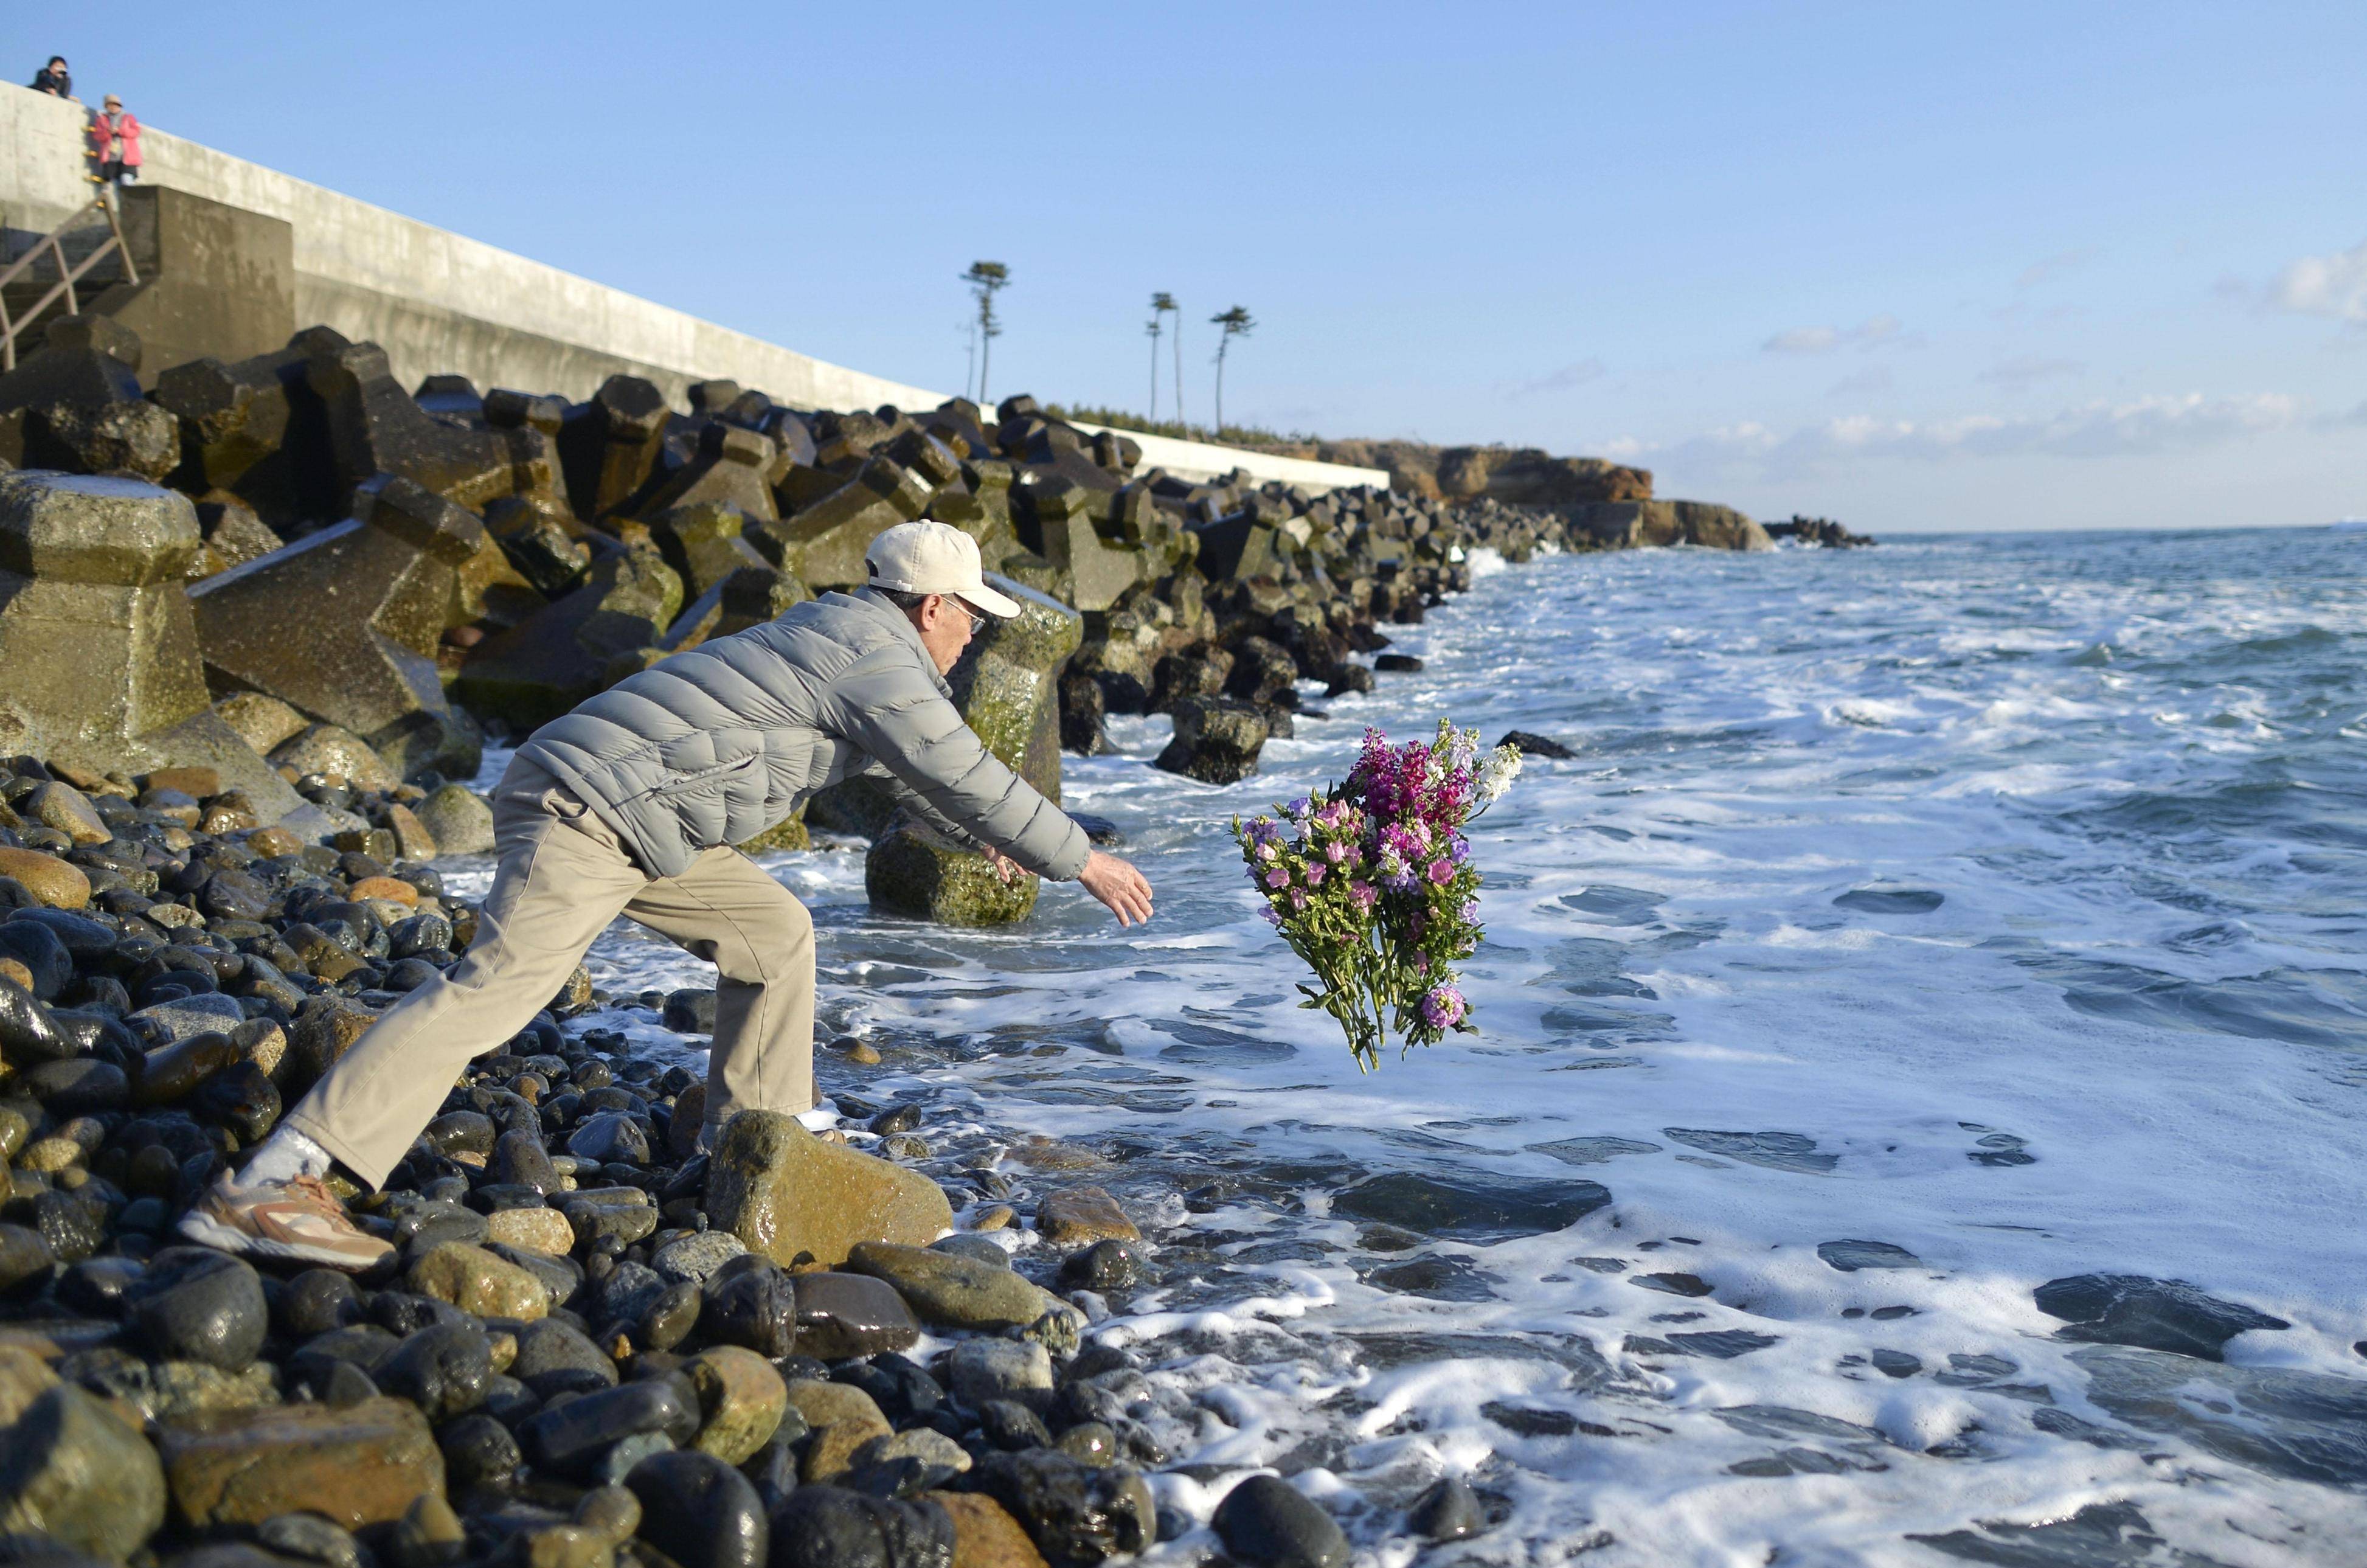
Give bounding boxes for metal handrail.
[0,193,141,372]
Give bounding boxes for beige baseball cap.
[865,521,1020,617]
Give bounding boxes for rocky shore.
[0,310,1856,1566]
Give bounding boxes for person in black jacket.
[29,56,73,99]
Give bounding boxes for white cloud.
[2015,248,2099,290]
[2267,238,2367,322]
[1978,355,2085,389]
[1502,359,1606,397]
[1649,392,2304,471]
[1762,314,1901,355]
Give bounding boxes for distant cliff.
[1300,440,1652,507]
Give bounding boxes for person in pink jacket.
[91,95,142,186]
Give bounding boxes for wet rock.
[934,1234,1013,1268]
[158,1396,445,1529]
[792,1270,921,1359]
[521,1378,696,1479]
[1495,730,1574,760]
[682,1345,786,1463]
[1405,1476,1485,1541]
[1817,1240,1924,1272]
[928,1493,1048,1568]
[770,1486,954,1568]
[1153,696,1268,785]
[271,724,400,793]
[257,1510,367,1568]
[788,1381,895,1484]
[1833,886,1945,914]
[968,1451,1154,1567]
[510,1319,617,1396]
[2034,1274,2289,1362]
[126,1246,268,1372]
[1034,1188,1137,1247]
[948,1341,1052,1410]
[0,850,90,910]
[390,1490,469,1568]
[662,987,717,1034]
[592,1258,667,1327]
[276,1269,362,1337]
[407,1243,549,1322]
[414,784,494,856]
[557,1188,659,1249]
[865,823,1039,927]
[376,1322,493,1420]
[22,783,108,845]
[1211,1476,1346,1568]
[704,1110,951,1269]
[1332,1171,1610,1241]
[845,1243,1060,1333]
[698,1261,799,1359]
[651,1229,743,1283]
[2067,1342,2367,1486]
[0,1384,170,1559]
[1662,1128,1838,1174]
[480,1207,570,1264]
[438,1412,520,1494]
[625,1449,768,1568]
[566,1111,651,1165]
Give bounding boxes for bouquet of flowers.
[1235,721,1522,1070]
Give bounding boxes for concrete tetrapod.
[0,473,302,820]
[189,474,487,783]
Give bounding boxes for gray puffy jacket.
[514,588,1090,882]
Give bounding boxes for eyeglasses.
[940,596,981,633]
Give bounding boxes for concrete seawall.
[2,84,1387,491]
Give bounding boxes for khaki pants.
[284,769,815,1190]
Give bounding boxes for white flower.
[1477,744,1523,805]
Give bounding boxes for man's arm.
[826,652,1090,879]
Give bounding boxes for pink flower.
[1264,868,1288,889]
[1350,881,1376,909]
[1304,864,1326,886]
[1289,890,1307,911]
[1325,842,1348,864]
[1419,985,1467,1029]
[1426,858,1455,885]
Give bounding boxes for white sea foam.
[483,528,2367,1564]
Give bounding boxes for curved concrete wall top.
[2,85,1387,493]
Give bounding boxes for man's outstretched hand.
[1078,849,1155,927]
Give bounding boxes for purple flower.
[1350,881,1377,909]
[1419,985,1468,1029]
[1426,858,1455,886]
[1259,906,1283,926]
[1289,889,1308,911]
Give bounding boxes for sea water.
[468,526,2367,1564]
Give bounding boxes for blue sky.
[15,2,2365,530]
